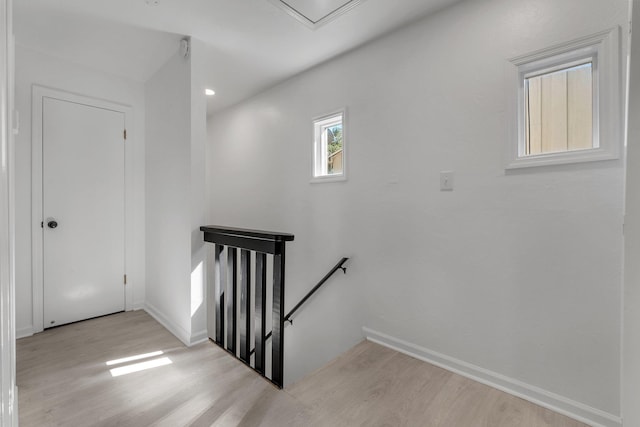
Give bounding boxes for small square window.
[524,61,593,155]
[507,28,620,169]
[312,110,346,182]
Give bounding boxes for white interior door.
[43,97,125,328]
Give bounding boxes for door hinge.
[124,129,127,140]
[41,221,43,228]
[124,274,127,285]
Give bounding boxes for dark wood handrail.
[200,225,295,242]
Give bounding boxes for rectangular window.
[507,28,620,169]
[524,62,593,155]
[312,110,346,182]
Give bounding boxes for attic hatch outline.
[269,0,367,29]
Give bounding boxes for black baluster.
[254,252,267,374]
[239,249,252,363]
[214,244,225,344]
[227,247,237,354]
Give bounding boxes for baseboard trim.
[13,386,18,427]
[143,303,191,347]
[16,326,33,339]
[131,301,145,311]
[142,303,207,347]
[189,329,209,346]
[362,327,621,427]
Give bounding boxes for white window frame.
[311,108,346,183]
[506,27,621,169]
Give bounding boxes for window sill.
[505,147,619,169]
[310,174,347,184]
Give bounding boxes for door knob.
[47,220,58,229]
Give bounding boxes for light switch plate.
[440,171,454,191]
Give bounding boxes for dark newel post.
[271,243,286,388]
[254,252,267,374]
[214,244,225,344]
[227,247,237,354]
[239,249,251,363]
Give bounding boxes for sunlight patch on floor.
[106,350,164,366]
[109,357,172,377]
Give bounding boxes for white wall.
[145,45,207,346]
[624,1,640,425]
[145,51,192,344]
[14,45,146,337]
[207,0,627,423]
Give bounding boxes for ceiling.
[285,0,360,22]
[14,0,462,113]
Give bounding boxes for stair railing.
[201,225,349,388]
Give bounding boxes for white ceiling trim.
[269,0,367,29]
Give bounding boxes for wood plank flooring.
[17,311,586,427]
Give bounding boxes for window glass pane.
[524,62,593,156]
[326,123,343,175]
[313,112,345,179]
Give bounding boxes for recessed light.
[205,89,216,96]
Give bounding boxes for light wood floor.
[17,311,586,427]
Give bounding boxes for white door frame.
[0,0,16,424]
[31,86,134,333]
